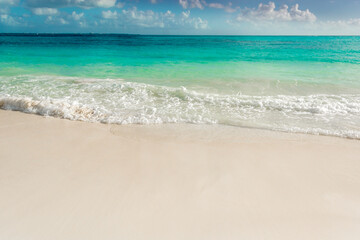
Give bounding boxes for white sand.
[1,110,360,240]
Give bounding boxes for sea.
[1,34,360,139]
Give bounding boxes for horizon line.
[1,33,360,37]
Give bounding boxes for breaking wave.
[1,75,360,139]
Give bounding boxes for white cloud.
[59,17,68,24]
[150,0,157,4]
[164,10,176,21]
[191,0,205,9]
[45,16,52,22]
[193,17,208,29]
[289,4,317,22]
[316,19,360,33]
[179,0,188,9]
[0,0,18,5]
[0,8,24,27]
[100,7,207,31]
[31,7,59,16]
[0,8,8,14]
[121,7,167,28]
[179,0,206,10]
[102,10,118,19]
[208,2,237,13]
[85,0,116,8]
[43,11,88,26]
[71,11,84,21]
[179,0,237,12]
[208,3,223,8]
[227,17,360,35]
[25,0,116,8]
[181,10,190,19]
[116,1,125,8]
[344,19,360,26]
[180,10,208,29]
[0,14,19,26]
[236,2,316,23]
[120,8,208,29]
[45,15,68,24]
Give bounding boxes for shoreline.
[1,103,359,141]
[1,109,360,240]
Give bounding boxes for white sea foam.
[1,75,360,139]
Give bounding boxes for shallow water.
[1,34,360,139]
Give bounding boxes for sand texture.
[1,110,360,240]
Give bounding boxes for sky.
[1,0,360,34]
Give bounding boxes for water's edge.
[1,78,359,140]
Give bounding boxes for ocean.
[1,34,360,139]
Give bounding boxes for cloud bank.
[31,7,59,15]
[25,0,116,8]
[0,0,19,5]
[1,0,360,35]
[101,7,208,30]
[236,2,316,23]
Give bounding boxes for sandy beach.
[0,109,360,240]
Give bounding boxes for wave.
[1,75,360,139]
[0,97,103,122]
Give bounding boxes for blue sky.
[1,0,360,34]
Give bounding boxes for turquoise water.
[1,34,360,138]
